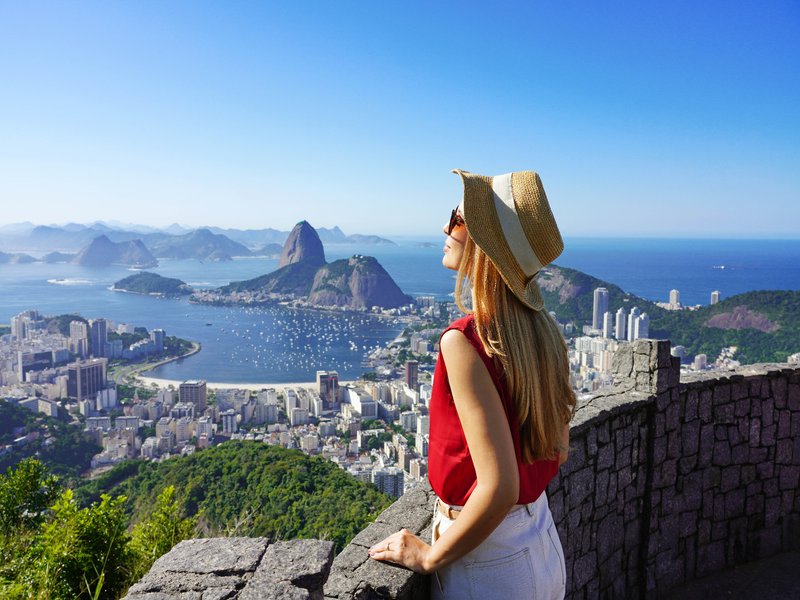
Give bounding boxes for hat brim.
[452,169,546,311]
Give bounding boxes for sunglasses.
[447,207,465,235]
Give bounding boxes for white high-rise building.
[669,289,681,309]
[615,307,627,340]
[592,288,609,331]
[602,312,613,339]
[627,307,640,342]
[633,313,650,340]
[710,290,720,305]
[221,409,238,434]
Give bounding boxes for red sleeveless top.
[428,314,559,506]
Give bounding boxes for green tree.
[129,486,196,580]
[34,489,132,599]
[0,458,61,535]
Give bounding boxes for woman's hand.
[368,528,433,574]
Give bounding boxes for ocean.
[2,237,799,383]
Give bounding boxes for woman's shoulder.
[443,313,475,334]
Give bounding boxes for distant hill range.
[73,235,158,268]
[113,272,192,297]
[537,264,800,364]
[0,221,396,257]
[213,221,412,310]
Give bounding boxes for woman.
[368,169,576,599]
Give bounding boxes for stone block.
[731,443,749,465]
[725,489,746,518]
[762,423,777,446]
[612,343,633,378]
[713,402,734,424]
[776,439,793,464]
[699,390,713,423]
[696,541,726,578]
[749,418,761,447]
[734,398,751,418]
[572,550,597,589]
[149,537,269,575]
[712,441,731,466]
[349,522,397,549]
[685,390,698,420]
[713,384,731,404]
[772,377,788,407]
[749,377,763,397]
[697,520,711,546]
[666,401,680,432]
[756,461,774,479]
[741,465,756,485]
[779,466,800,491]
[596,443,614,470]
[750,446,768,464]
[242,540,334,600]
[789,383,800,411]
[568,467,594,509]
[374,489,434,534]
[778,412,791,439]
[731,381,749,401]
[764,477,779,498]
[679,455,698,476]
[746,492,765,516]
[595,469,609,507]
[125,571,243,597]
[667,431,681,459]
[636,371,652,392]
[762,398,775,427]
[720,466,741,493]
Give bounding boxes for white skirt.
[431,491,566,600]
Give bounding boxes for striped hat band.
[452,169,564,311]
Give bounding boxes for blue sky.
[0,1,798,237]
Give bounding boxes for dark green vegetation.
[0,459,194,599]
[220,259,321,296]
[0,325,9,336]
[0,401,101,481]
[50,313,89,337]
[541,264,800,363]
[113,271,192,296]
[77,441,392,552]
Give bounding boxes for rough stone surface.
[125,345,800,600]
[149,537,268,575]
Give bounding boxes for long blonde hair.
[455,234,576,463]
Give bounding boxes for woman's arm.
[559,422,570,466]
[369,329,519,573]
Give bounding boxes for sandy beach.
[135,374,350,391]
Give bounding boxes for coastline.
[134,374,331,391]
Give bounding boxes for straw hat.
[452,169,563,311]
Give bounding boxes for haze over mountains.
[0,221,396,266]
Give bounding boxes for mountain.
[0,251,37,264]
[308,255,411,309]
[278,221,326,268]
[536,264,800,364]
[74,442,392,552]
[42,251,75,263]
[316,226,395,246]
[113,272,192,296]
[254,242,283,256]
[206,226,288,247]
[214,221,412,309]
[72,235,158,268]
[146,228,252,261]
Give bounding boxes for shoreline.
[135,374,344,391]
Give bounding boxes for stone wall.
[126,339,800,599]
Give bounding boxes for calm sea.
[2,237,799,383]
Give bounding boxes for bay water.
[1,237,799,383]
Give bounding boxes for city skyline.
[1,2,798,238]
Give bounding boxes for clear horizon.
[1,1,798,238]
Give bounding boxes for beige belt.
[436,498,534,520]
